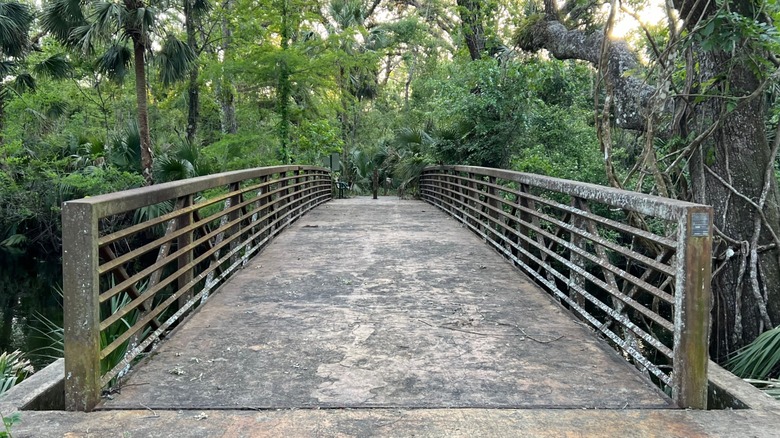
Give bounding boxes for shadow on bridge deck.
[100,197,671,411]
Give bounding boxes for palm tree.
[0,2,71,145]
[42,0,195,184]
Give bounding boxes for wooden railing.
[61,165,331,411]
[419,166,712,409]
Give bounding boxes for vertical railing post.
[433,171,441,206]
[294,168,302,213]
[517,183,532,266]
[303,170,311,211]
[227,182,242,264]
[259,175,270,240]
[177,194,194,310]
[673,206,712,408]
[62,201,101,411]
[569,197,587,312]
[487,176,499,241]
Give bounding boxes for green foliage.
[0,2,33,58]
[413,56,601,181]
[0,146,144,254]
[727,326,780,379]
[513,13,544,50]
[201,132,281,171]
[727,326,780,401]
[0,410,19,438]
[157,35,197,86]
[0,350,33,396]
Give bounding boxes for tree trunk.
[456,0,486,60]
[219,0,238,135]
[277,0,291,163]
[691,49,780,358]
[184,0,199,145]
[133,37,154,185]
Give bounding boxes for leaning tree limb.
[518,19,657,133]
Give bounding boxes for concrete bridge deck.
[100,198,668,410]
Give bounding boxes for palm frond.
[70,24,100,56]
[45,100,69,119]
[157,35,196,86]
[29,312,64,361]
[396,154,434,189]
[41,0,86,46]
[127,6,156,35]
[108,121,141,172]
[33,54,72,79]
[90,1,125,35]
[0,233,26,248]
[727,326,780,379]
[96,43,132,82]
[154,155,196,182]
[192,0,212,15]
[0,59,15,77]
[743,378,780,400]
[0,2,33,58]
[0,350,34,396]
[11,72,35,94]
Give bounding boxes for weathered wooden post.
[517,183,532,266]
[569,197,587,312]
[177,194,194,310]
[227,182,242,264]
[62,200,101,411]
[487,176,499,241]
[673,206,712,409]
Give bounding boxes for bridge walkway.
[99,198,670,410]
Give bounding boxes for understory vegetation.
[1,0,779,398]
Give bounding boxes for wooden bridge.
[54,164,714,414]
[5,164,779,435]
[2,165,775,435]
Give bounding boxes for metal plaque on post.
[691,212,709,237]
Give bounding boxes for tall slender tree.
[183,0,212,145]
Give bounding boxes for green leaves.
[0,2,33,58]
[11,73,35,94]
[33,54,73,80]
[157,35,196,86]
[0,350,33,396]
[727,326,780,380]
[41,0,87,47]
[96,44,132,82]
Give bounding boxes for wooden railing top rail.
[67,165,329,217]
[436,165,703,220]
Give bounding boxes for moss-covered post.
[62,200,101,411]
[673,206,712,408]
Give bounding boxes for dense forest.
[0,0,779,387]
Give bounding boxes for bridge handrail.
[420,165,711,409]
[62,165,332,411]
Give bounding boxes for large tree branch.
[518,19,657,132]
